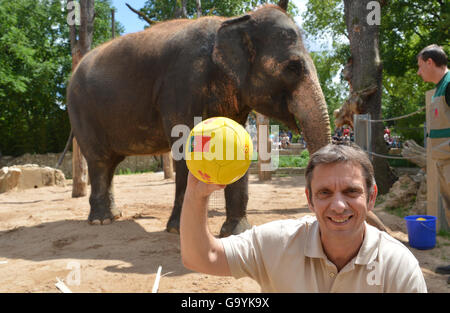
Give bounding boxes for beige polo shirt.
[220,216,427,292]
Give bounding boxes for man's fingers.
[187,172,226,196]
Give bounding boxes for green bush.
[274,150,310,168]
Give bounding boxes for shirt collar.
[304,219,327,259]
[304,219,380,265]
[354,222,380,265]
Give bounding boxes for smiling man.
[180,144,427,292]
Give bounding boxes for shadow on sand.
[0,218,190,277]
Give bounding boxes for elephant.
[66,3,332,236]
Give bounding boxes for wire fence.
[354,107,426,161]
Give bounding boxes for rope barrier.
[364,106,426,123]
[365,150,424,160]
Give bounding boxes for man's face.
[417,57,434,82]
[306,162,377,240]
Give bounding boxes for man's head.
[305,143,375,205]
[304,143,377,239]
[417,44,448,83]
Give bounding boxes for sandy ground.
[0,172,448,293]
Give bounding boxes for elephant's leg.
[220,172,251,237]
[87,154,125,225]
[166,160,189,234]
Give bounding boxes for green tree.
[310,45,349,130]
[302,0,448,144]
[139,0,300,22]
[0,0,124,156]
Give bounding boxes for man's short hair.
[305,143,375,204]
[417,44,448,67]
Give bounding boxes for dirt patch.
[0,172,448,292]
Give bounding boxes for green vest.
[429,71,450,160]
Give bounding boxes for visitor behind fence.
[180,143,427,292]
[417,44,450,231]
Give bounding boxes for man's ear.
[368,184,378,211]
[426,57,435,67]
[305,188,315,213]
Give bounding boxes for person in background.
[417,44,450,281]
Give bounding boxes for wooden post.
[69,0,95,197]
[196,0,202,17]
[426,89,439,223]
[162,152,174,179]
[256,113,271,181]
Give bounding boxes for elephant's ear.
[212,15,254,88]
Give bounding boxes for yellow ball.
[185,117,253,185]
[416,217,427,221]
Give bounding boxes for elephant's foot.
[88,206,122,225]
[219,217,251,238]
[166,215,180,234]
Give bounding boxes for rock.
[0,167,22,193]
[383,174,419,209]
[0,164,65,193]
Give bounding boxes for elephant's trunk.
[288,60,331,154]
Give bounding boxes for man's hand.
[186,172,226,200]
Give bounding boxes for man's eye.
[346,189,362,196]
[317,190,331,197]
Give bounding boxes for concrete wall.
[0,152,161,179]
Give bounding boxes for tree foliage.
[140,0,300,22]
[0,0,124,156]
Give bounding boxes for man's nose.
[330,193,347,213]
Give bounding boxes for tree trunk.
[401,140,426,169]
[69,0,95,197]
[162,152,174,179]
[344,0,396,194]
[111,8,115,38]
[196,0,202,17]
[174,0,187,18]
[181,0,187,18]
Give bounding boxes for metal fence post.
[354,114,372,159]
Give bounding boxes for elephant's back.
[66,16,225,156]
[84,15,224,63]
[70,15,224,90]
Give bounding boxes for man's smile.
[328,215,353,225]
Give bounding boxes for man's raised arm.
[180,173,231,276]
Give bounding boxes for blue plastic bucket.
[404,215,436,250]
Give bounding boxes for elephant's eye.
[282,29,296,41]
[286,59,302,76]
